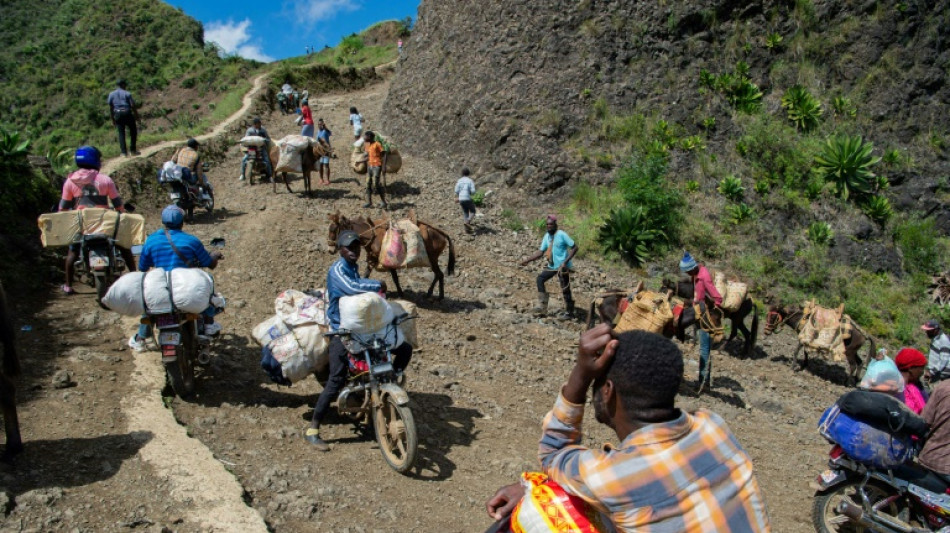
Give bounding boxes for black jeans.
[113,110,137,154]
[459,200,476,222]
[311,336,413,426]
[536,269,574,311]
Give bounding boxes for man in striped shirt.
[924,319,950,383]
[487,325,770,532]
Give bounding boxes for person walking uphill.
[520,216,578,320]
[300,98,314,138]
[679,251,722,392]
[363,131,388,209]
[454,168,476,231]
[107,79,139,157]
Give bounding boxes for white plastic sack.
[240,135,266,147]
[252,316,291,346]
[339,292,392,334]
[274,289,327,327]
[102,268,216,316]
[389,299,419,348]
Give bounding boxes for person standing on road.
[520,216,577,320]
[107,79,139,157]
[924,319,950,383]
[300,98,314,138]
[349,107,364,141]
[454,167,476,231]
[363,131,388,208]
[679,251,721,392]
[306,230,412,451]
[485,326,771,531]
[128,205,223,352]
[240,117,273,182]
[316,119,332,185]
[59,146,136,295]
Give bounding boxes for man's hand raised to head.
[563,324,618,404]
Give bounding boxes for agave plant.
[698,69,716,89]
[718,175,745,202]
[734,61,751,79]
[726,203,755,225]
[804,176,825,200]
[599,205,665,265]
[806,221,834,245]
[832,96,857,119]
[765,32,783,50]
[685,179,700,193]
[46,147,74,176]
[862,195,893,225]
[781,85,823,132]
[0,129,30,166]
[814,135,881,200]
[728,80,763,113]
[754,179,771,195]
[679,135,705,152]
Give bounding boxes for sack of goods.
[38,207,146,249]
[254,289,330,384]
[339,292,412,353]
[350,147,369,174]
[389,299,419,348]
[614,291,673,334]
[240,135,267,147]
[380,224,407,269]
[818,390,927,468]
[158,161,187,183]
[274,135,313,173]
[376,220,429,270]
[508,472,612,533]
[101,268,219,316]
[798,301,850,361]
[713,271,748,312]
[383,149,402,174]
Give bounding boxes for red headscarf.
[895,348,927,371]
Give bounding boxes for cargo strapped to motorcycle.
[77,207,122,241]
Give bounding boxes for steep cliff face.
[385,0,950,204]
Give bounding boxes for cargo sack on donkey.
[101,268,224,316]
[713,271,748,312]
[274,135,312,174]
[377,220,429,271]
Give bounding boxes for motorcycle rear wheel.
[94,273,113,308]
[372,394,417,474]
[164,322,197,400]
[812,480,903,533]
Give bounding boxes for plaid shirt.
[173,147,200,172]
[539,391,771,532]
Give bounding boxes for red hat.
[895,348,927,371]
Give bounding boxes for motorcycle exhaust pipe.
[337,383,368,414]
[836,501,919,533]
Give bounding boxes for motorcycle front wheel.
[812,480,903,533]
[372,394,418,474]
[164,321,197,399]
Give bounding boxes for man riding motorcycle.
[305,230,413,451]
[240,117,273,182]
[128,205,222,352]
[59,145,136,295]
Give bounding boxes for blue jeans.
[301,124,314,137]
[241,149,273,178]
[698,329,711,383]
[137,307,217,340]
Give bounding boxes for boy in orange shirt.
[363,131,388,208]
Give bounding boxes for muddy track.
[4,76,856,532]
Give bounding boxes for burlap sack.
[615,291,673,334]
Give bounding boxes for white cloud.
[291,0,360,24]
[205,19,275,63]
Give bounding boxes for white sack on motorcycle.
[101,268,219,316]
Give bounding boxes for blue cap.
[162,205,185,227]
[679,251,698,272]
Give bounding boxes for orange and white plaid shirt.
[539,391,771,532]
[173,146,199,172]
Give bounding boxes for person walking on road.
[363,131,388,208]
[107,79,139,157]
[520,216,578,320]
[300,98,314,138]
[349,107,364,141]
[454,168,476,231]
[316,119,332,185]
[679,251,722,392]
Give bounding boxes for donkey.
[267,142,321,196]
[765,304,875,385]
[660,278,759,357]
[327,212,456,299]
[0,282,23,461]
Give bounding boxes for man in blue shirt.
[316,119,332,185]
[520,215,578,320]
[107,79,139,157]
[306,230,413,451]
[128,205,223,351]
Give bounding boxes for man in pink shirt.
[59,146,135,294]
[679,251,720,391]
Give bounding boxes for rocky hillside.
[387,0,948,205]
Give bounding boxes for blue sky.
[164,0,420,62]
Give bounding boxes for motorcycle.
[159,163,214,220]
[325,314,418,474]
[73,233,126,306]
[812,444,950,532]
[141,238,226,399]
[240,145,270,185]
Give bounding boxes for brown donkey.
[327,212,456,299]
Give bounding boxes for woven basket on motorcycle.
[615,290,673,335]
[798,301,850,362]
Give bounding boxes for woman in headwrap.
[896,347,929,414]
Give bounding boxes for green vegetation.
[781,85,823,132]
[500,209,525,231]
[472,190,486,207]
[717,175,745,202]
[0,129,56,217]
[806,221,834,245]
[708,64,763,113]
[895,218,947,275]
[725,203,755,225]
[814,135,881,200]
[599,206,665,265]
[0,0,258,155]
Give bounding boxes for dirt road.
[5,76,853,532]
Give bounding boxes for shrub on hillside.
[717,175,745,202]
[895,218,947,274]
[615,152,684,247]
[599,206,665,266]
[0,129,56,217]
[781,85,823,132]
[736,115,819,189]
[814,135,881,200]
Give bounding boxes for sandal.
[62,285,75,295]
